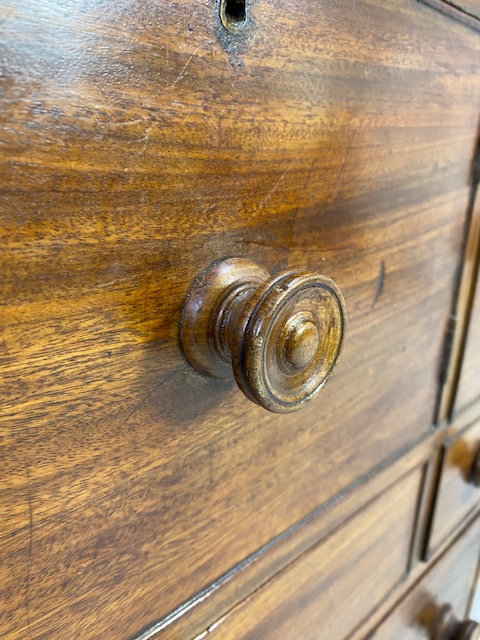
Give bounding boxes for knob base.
[180,258,268,378]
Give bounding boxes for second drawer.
[202,465,424,640]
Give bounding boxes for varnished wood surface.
[427,419,480,555]
[195,466,423,640]
[371,517,480,640]
[2,0,480,637]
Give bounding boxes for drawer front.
[456,270,480,415]
[186,467,423,640]
[371,517,480,640]
[427,420,480,555]
[2,0,480,638]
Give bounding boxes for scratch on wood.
[246,239,279,249]
[109,118,144,128]
[249,28,262,45]
[372,260,385,307]
[137,123,155,156]
[116,376,169,431]
[171,47,200,88]
[322,127,358,205]
[257,153,302,213]
[24,470,34,640]
[1,333,10,354]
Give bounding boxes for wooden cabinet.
[2,0,480,638]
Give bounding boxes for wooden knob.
[180,258,346,413]
[433,605,480,640]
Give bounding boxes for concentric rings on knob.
[231,271,346,413]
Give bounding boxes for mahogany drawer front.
[371,517,480,640]
[456,272,480,415]
[3,0,480,638]
[427,420,480,555]
[199,467,423,640]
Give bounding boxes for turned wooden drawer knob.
[180,258,346,413]
[433,605,480,640]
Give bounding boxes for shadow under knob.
[180,258,346,413]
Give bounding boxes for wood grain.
[2,0,480,637]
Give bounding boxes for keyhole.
[220,0,247,31]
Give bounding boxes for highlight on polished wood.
[179,258,346,412]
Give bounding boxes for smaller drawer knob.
[433,605,480,640]
[180,258,346,413]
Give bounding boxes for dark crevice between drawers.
[418,0,480,33]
